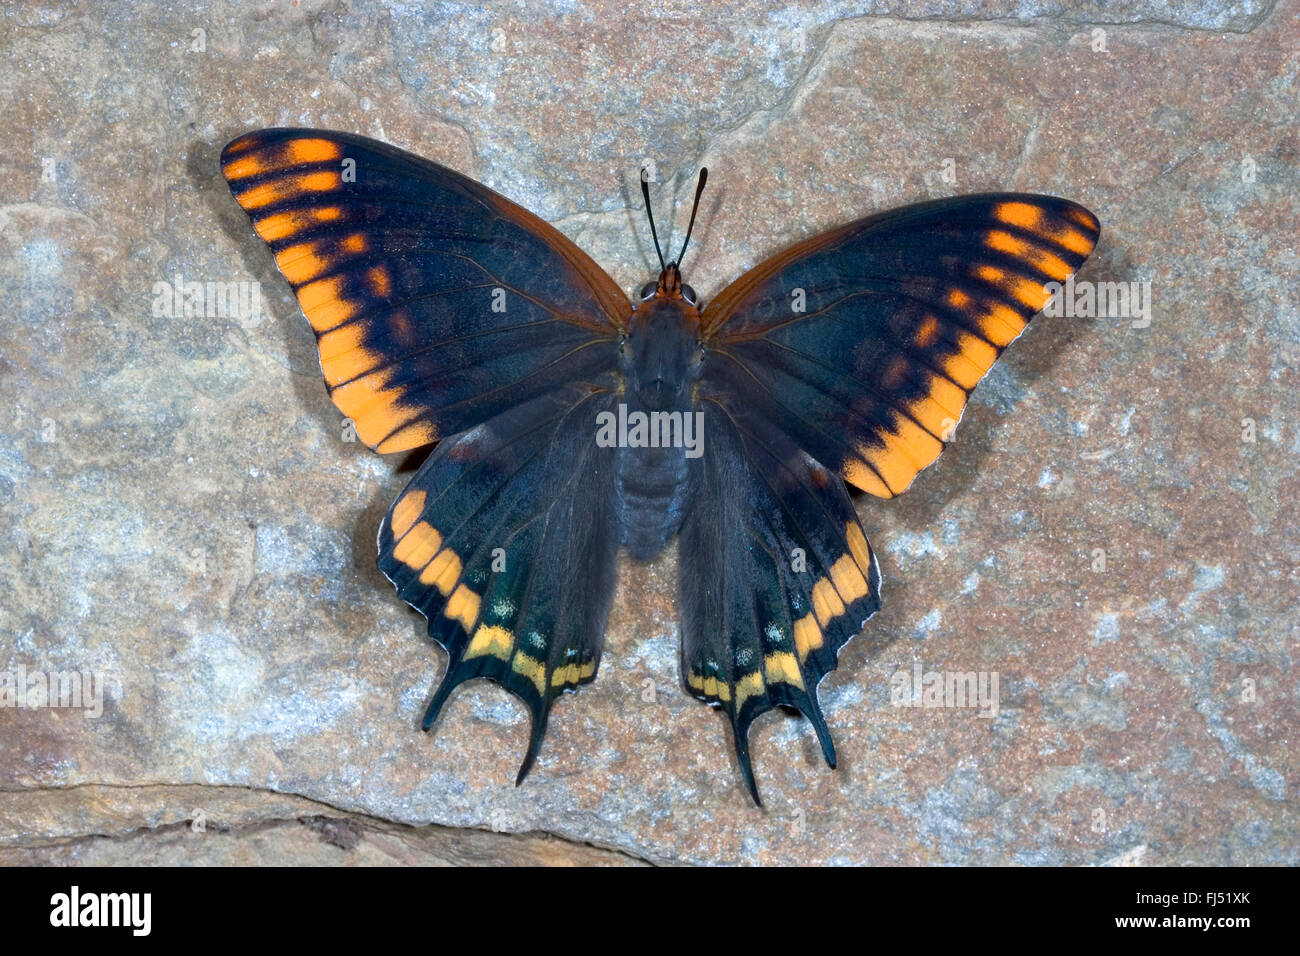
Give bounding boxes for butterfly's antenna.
[640,167,666,272]
[675,167,709,267]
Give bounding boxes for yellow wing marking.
[764,651,805,690]
[465,625,513,661]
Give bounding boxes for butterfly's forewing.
[701,194,1100,497]
[679,399,881,803]
[378,384,620,782]
[222,129,630,781]
[686,194,1098,797]
[221,128,631,453]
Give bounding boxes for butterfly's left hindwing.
[221,128,630,453]
[678,399,881,803]
[378,384,621,781]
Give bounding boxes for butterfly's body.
[221,128,1099,802]
[614,270,702,559]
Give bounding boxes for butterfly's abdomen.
[614,297,703,560]
[614,419,691,560]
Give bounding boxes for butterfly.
[220,128,1099,803]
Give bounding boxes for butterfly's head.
[637,262,698,307]
[636,166,707,312]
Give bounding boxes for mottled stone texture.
[0,0,1296,865]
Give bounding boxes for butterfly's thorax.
[614,287,704,560]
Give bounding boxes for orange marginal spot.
[829,553,869,604]
[353,404,411,451]
[927,374,968,421]
[863,441,919,496]
[376,420,438,454]
[321,342,384,388]
[297,275,356,332]
[275,241,332,286]
[915,314,942,348]
[316,321,366,362]
[984,301,1027,337]
[254,211,301,243]
[330,370,409,448]
[254,206,343,243]
[222,133,263,158]
[907,394,952,439]
[235,171,341,211]
[367,266,392,297]
[793,613,824,660]
[390,489,426,539]
[975,265,1050,313]
[392,520,441,570]
[443,584,481,632]
[1049,225,1096,257]
[845,523,873,575]
[340,234,367,254]
[328,366,394,421]
[842,454,892,498]
[421,548,462,595]
[943,332,998,389]
[993,201,1044,232]
[222,151,270,182]
[985,229,1072,281]
[811,577,846,628]
[1065,205,1097,229]
[285,138,343,166]
[890,414,944,469]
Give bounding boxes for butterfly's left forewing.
[685,193,1099,798]
[222,129,631,782]
[221,128,630,452]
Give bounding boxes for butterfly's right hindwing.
[378,384,621,783]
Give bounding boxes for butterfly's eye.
[681,284,697,305]
[639,281,658,301]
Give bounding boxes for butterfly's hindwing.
[678,399,881,803]
[378,384,621,781]
[221,128,631,453]
[702,194,1100,497]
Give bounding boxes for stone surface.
[0,785,639,865]
[0,0,1296,864]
